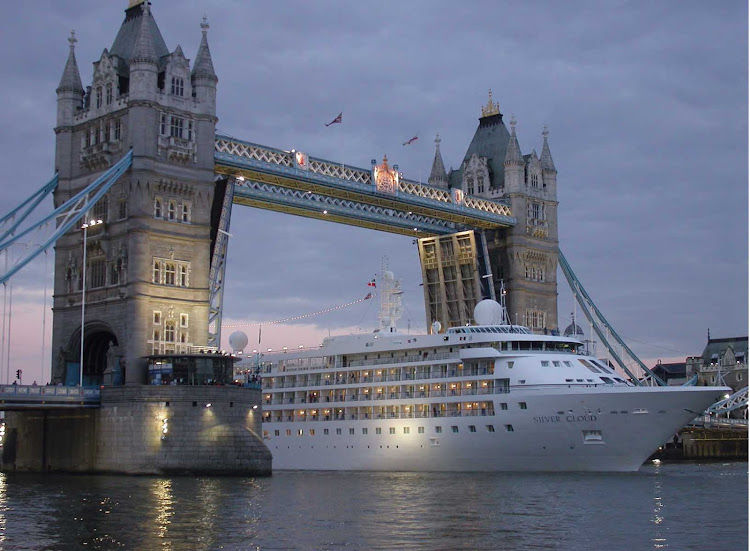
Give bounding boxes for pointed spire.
[131,2,157,64]
[192,16,217,81]
[540,126,556,172]
[57,31,84,94]
[504,115,523,165]
[428,133,449,187]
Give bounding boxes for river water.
[0,462,745,550]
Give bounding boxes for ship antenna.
[498,280,510,325]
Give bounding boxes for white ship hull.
[265,386,724,472]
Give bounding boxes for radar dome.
[228,331,249,353]
[473,300,505,326]
[431,321,442,334]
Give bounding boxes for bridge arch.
[65,322,119,387]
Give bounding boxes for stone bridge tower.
[429,91,559,333]
[51,1,218,384]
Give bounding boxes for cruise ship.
[251,276,728,472]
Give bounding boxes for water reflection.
[650,460,667,549]
[150,479,173,547]
[0,465,743,550]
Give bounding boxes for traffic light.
[15,369,20,380]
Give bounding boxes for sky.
[0,0,746,385]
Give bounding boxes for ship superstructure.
[245,278,728,472]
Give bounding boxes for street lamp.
[80,218,103,386]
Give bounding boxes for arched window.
[165,321,176,342]
[165,263,176,285]
[153,261,161,283]
[179,265,188,287]
[168,201,176,221]
[154,199,162,218]
[96,87,102,108]
[106,83,113,105]
[181,203,190,223]
[171,77,184,97]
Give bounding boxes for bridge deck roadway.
[0,385,100,410]
[214,136,517,237]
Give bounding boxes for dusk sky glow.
[0,1,746,385]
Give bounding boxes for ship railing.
[344,353,455,369]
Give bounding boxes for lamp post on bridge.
[80,219,103,387]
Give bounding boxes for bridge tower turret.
[50,1,219,385]
[437,91,559,333]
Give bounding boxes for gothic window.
[153,329,160,341]
[91,127,98,145]
[153,260,161,284]
[165,321,176,342]
[466,176,474,195]
[180,313,189,328]
[114,119,121,140]
[477,175,485,194]
[90,259,106,289]
[118,198,127,219]
[154,311,161,324]
[527,201,545,221]
[160,114,167,135]
[531,173,539,188]
[181,203,191,223]
[93,198,107,222]
[170,117,184,138]
[525,309,546,330]
[154,198,162,218]
[171,77,184,97]
[106,83,113,105]
[165,263,176,285]
[168,201,176,221]
[187,121,193,141]
[180,332,187,344]
[96,87,102,108]
[179,265,188,287]
[84,130,91,148]
[110,262,119,285]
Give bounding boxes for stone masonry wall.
[96,386,271,475]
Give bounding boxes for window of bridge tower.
[90,259,106,289]
[154,198,162,218]
[165,263,176,285]
[171,77,184,97]
[96,87,102,109]
[153,261,162,284]
[181,203,191,223]
[168,201,176,221]
[165,321,176,342]
[106,83,113,105]
[160,114,167,135]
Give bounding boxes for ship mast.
[378,257,403,333]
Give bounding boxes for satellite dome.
[228,331,249,353]
[473,299,505,326]
[563,322,584,337]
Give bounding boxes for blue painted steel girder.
[214,137,516,234]
[232,178,458,237]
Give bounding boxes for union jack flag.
[325,113,342,127]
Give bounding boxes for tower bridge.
[0,1,655,390]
